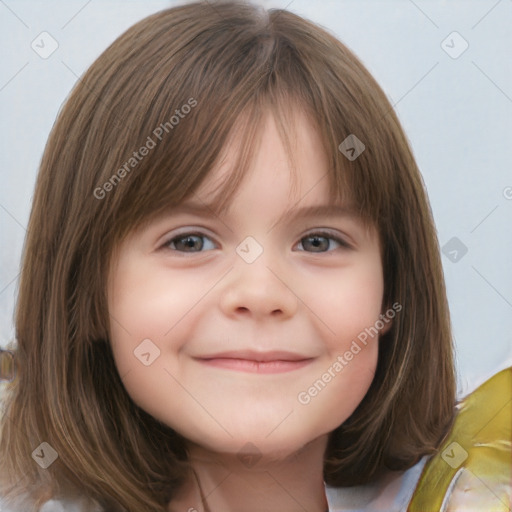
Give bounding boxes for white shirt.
[0,456,428,512]
[325,455,429,511]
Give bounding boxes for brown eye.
[300,235,331,252]
[163,233,216,252]
[297,232,350,252]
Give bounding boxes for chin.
[184,418,329,465]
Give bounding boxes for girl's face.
[108,110,387,460]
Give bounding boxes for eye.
[162,232,217,253]
[296,231,351,253]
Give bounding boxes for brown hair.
[0,1,456,510]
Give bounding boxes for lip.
[194,350,315,374]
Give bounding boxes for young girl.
[0,1,508,511]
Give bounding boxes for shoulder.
[0,493,104,512]
[409,365,511,511]
[326,365,512,512]
[324,455,429,512]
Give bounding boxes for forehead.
[153,110,368,238]
[122,98,371,244]
[191,108,334,212]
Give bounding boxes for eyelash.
[160,229,352,254]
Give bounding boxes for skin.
[107,109,390,512]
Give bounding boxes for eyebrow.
[165,202,358,225]
[273,204,358,224]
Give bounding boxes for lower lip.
[197,358,313,374]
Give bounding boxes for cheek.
[107,261,207,422]
[297,258,385,352]
[287,260,383,431]
[296,344,378,438]
[107,259,194,376]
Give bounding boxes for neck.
[168,435,329,512]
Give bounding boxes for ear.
[379,317,393,336]
[378,305,395,336]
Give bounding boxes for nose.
[219,250,298,320]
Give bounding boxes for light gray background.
[1,0,511,398]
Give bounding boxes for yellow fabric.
[408,366,512,511]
